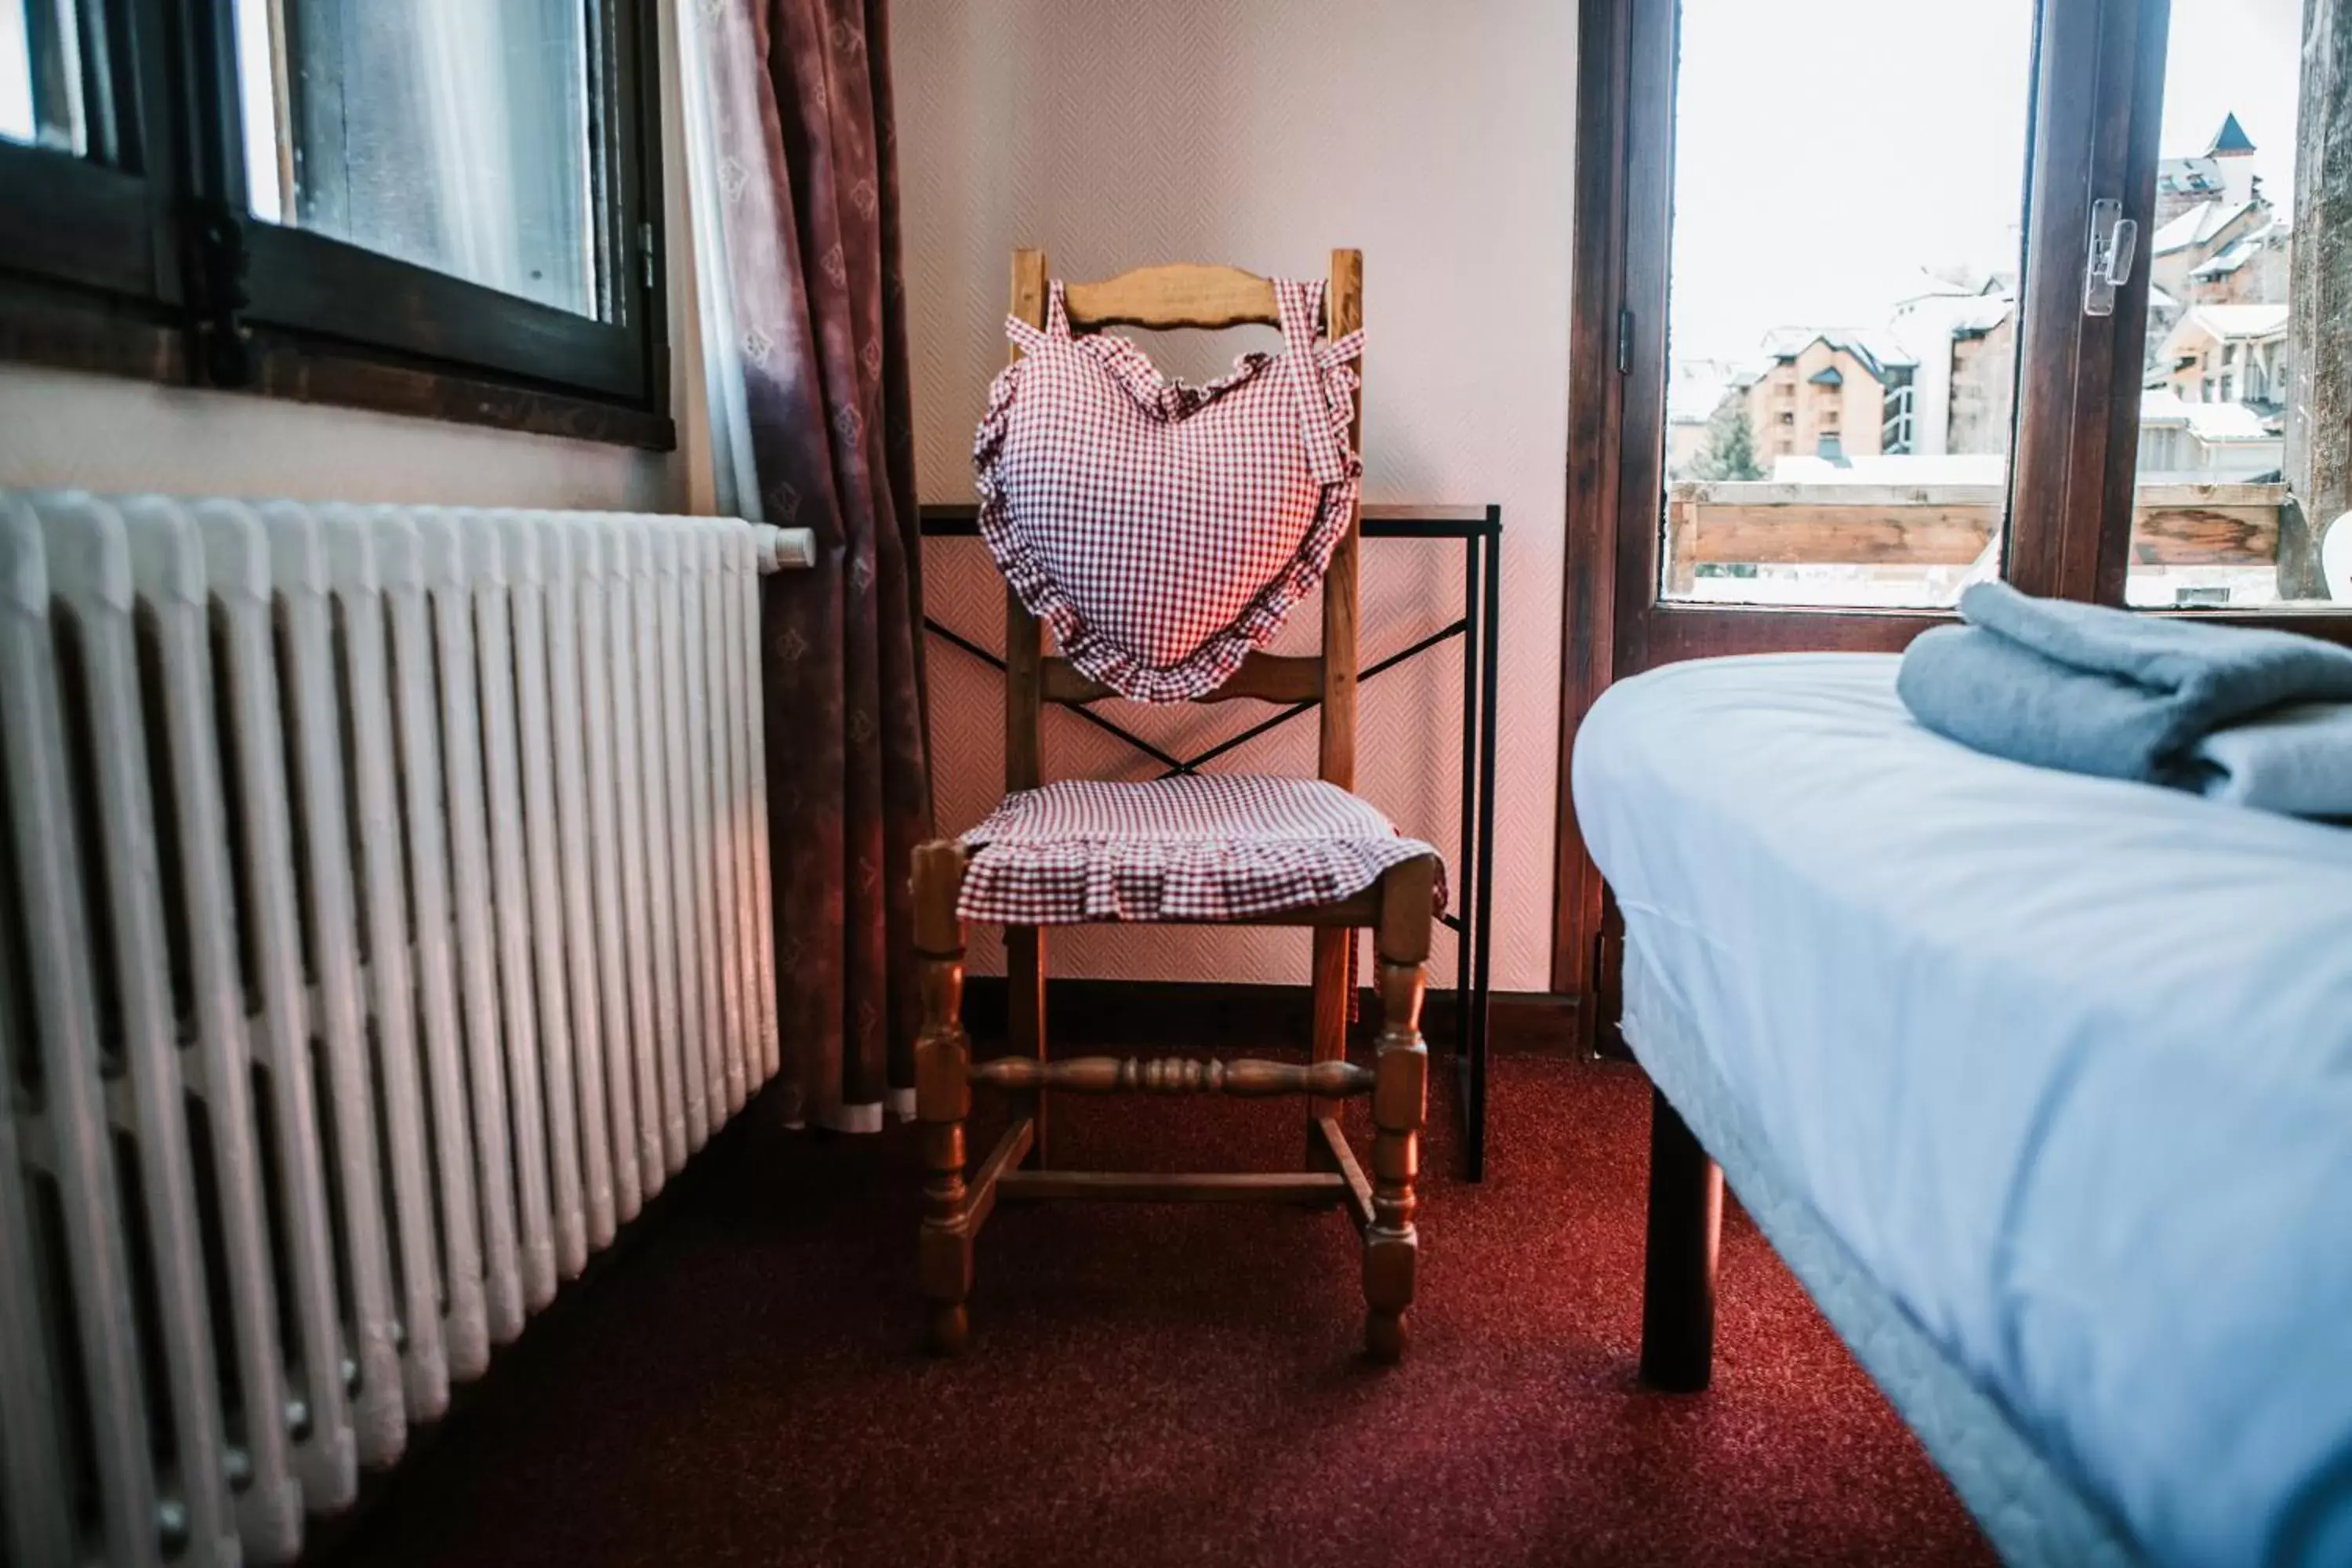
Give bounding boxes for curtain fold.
[693,0,931,1131]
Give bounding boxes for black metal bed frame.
[916,502,1501,1180]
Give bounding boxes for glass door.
[2114,0,2350,622]
[1553,0,2165,1004]
[1657,0,2039,615]
[1581,0,2163,683]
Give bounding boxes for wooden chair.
[913,248,1441,1361]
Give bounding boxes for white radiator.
[0,493,808,1566]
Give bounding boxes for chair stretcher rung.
[969,1055,1374,1098]
[996,1171,1349,1204]
[1312,1114,1377,1232]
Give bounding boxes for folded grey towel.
[1896,581,2352,789]
[2190,702,2352,819]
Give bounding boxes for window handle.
[2084,198,2138,317]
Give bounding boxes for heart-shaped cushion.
[972,277,1363,704]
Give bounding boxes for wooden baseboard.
[959,976,1584,1056]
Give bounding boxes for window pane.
[1661,0,2037,608]
[232,0,604,319]
[2124,0,2346,611]
[2,0,103,158]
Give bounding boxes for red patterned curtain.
[699,0,931,1131]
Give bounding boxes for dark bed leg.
[1639,1086,1722,1392]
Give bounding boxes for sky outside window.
[1670,0,2301,366]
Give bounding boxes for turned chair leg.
[1306,926,1352,1167]
[1639,1087,1722,1392]
[1008,924,1047,1168]
[1364,857,1434,1363]
[913,843,973,1355]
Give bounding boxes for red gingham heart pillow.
[972,276,1363,704]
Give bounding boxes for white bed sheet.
[1571,653,2352,1568]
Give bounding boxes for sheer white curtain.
[668,0,933,1131]
[677,0,762,523]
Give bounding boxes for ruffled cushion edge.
[971,336,1365,706]
[956,830,1449,925]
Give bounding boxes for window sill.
[0,281,675,452]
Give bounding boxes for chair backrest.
[1000,249,1365,795]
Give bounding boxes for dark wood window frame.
[1552,0,2352,1032]
[0,0,671,448]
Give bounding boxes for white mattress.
[1622,938,2139,1567]
[1571,653,2352,1568]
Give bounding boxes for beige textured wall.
[895,0,1575,992]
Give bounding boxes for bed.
[1570,652,2352,1568]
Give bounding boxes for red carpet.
[324,1054,1991,1566]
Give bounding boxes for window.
[1882,378,1918,453]
[1,2,94,154]
[1559,0,2350,1007]
[1646,0,2037,610]
[240,2,603,318]
[0,0,668,445]
[2121,0,2345,611]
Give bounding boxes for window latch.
[639,221,657,292]
[2083,198,2139,318]
[191,199,255,387]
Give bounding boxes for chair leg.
[1639,1087,1721,1392]
[1008,925,1047,1168]
[1308,926,1351,1138]
[1364,858,1434,1363]
[913,843,973,1355]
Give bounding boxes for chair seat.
[957,774,1445,925]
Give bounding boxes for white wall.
[0,368,688,508]
[896,0,1576,992]
[0,0,713,517]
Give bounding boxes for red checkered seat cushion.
[972,278,1363,705]
[956,774,1444,925]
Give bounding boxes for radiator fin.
[0,493,789,1565]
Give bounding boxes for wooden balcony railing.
[1663,481,2288,594]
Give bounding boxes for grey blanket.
[1897,583,2352,799]
[2188,702,2352,818]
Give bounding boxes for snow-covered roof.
[2183,303,2291,342]
[1754,326,1915,380]
[2159,155,2224,198]
[1886,288,2016,366]
[2187,217,2284,279]
[2151,198,2254,256]
[1893,265,2013,305]
[1948,296,2014,337]
[2139,389,2274,443]
[2190,248,2249,280]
